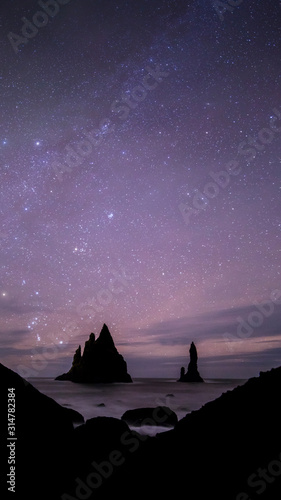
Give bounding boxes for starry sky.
[1,0,281,379]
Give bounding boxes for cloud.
[129,302,281,346]
[200,346,281,377]
[0,297,52,315]
[201,346,281,363]
[0,329,33,361]
[1,301,280,379]
[0,329,31,346]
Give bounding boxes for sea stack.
[55,324,133,383]
[178,341,204,382]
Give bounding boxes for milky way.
[1,0,281,378]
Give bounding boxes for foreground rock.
[178,341,204,382]
[63,416,159,498]
[56,324,132,383]
[63,367,281,499]
[0,363,84,429]
[0,363,83,500]
[121,406,178,427]
[2,362,281,499]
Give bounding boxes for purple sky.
[1,0,281,379]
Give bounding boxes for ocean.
[29,377,245,435]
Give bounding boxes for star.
[0,0,280,379]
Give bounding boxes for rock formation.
[121,406,178,427]
[55,324,133,383]
[2,361,281,499]
[178,341,204,382]
[60,365,281,499]
[0,362,83,500]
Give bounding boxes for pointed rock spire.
[55,325,132,383]
[178,341,204,383]
[96,324,115,348]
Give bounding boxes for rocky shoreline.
[1,362,281,499]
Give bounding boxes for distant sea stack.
[178,341,204,382]
[55,324,133,383]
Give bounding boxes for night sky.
[1,0,281,379]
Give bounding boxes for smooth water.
[30,377,245,434]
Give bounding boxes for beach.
[30,377,244,433]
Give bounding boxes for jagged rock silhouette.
[55,324,132,383]
[178,341,204,382]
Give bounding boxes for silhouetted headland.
[178,341,204,382]
[55,323,132,383]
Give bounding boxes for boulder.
[61,415,159,499]
[121,406,178,427]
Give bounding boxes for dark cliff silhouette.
[0,363,83,500]
[178,341,204,382]
[3,362,281,500]
[55,324,132,383]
